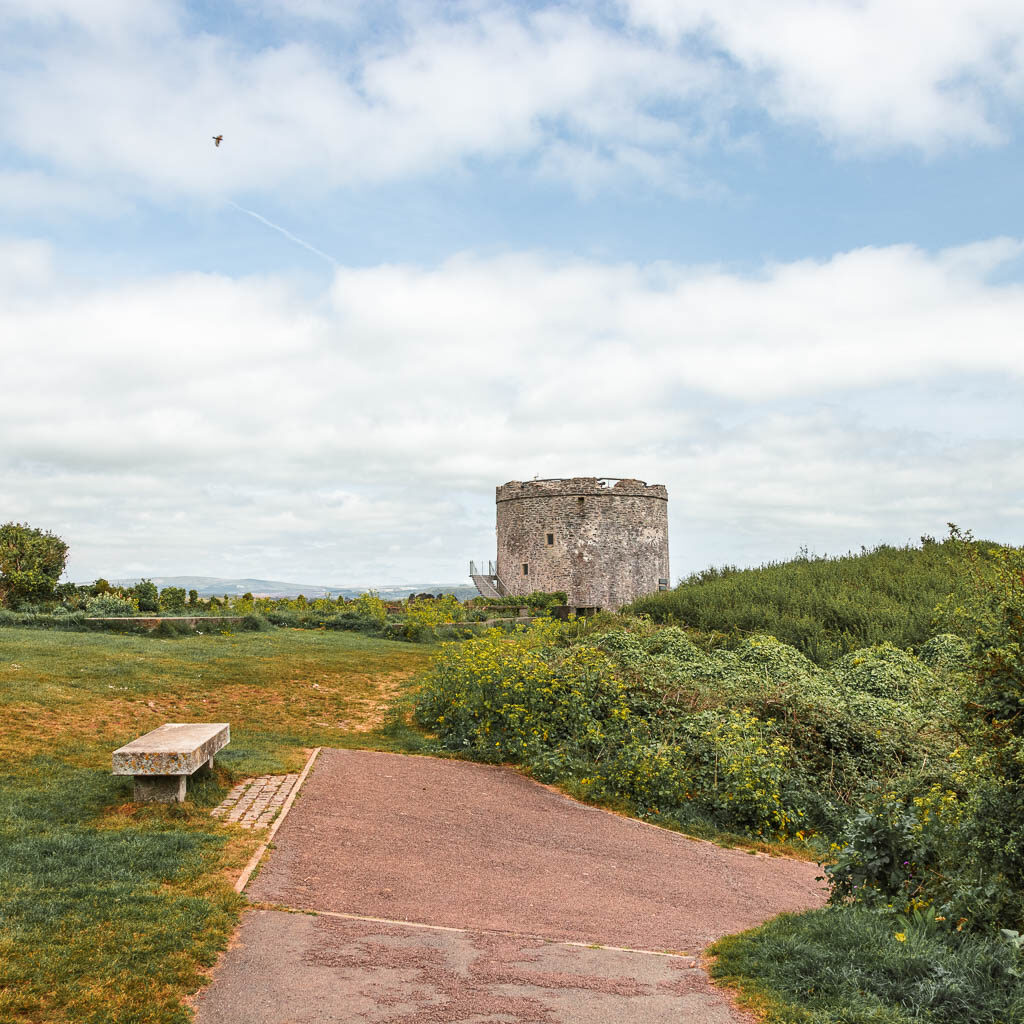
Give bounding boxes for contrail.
[227,200,338,267]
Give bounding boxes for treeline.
[628,530,1000,664]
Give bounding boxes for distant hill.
[102,576,478,601]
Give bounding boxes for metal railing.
[469,560,508,597]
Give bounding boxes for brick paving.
[211,774,299,830]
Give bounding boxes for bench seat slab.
[112,723,230,777]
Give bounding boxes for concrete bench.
[113,723,230,803]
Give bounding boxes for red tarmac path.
[193,749,826,1023]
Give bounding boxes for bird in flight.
[212,135,223,147]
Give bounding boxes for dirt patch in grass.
[330,671,411,731]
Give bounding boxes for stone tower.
[494,477,669,610]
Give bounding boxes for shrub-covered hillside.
[415,621,969,843]
[628,531,997,664]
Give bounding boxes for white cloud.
[327,238,1024,399]
[623,0,1024,150]
[0,237,55,296]
[1,236,1022,581]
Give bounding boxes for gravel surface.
[247,748,825,954]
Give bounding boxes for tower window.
[546,533,554,546]
[522,563,529,576]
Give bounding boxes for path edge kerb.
[234,747,321,894]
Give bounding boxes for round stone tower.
[495,477,669,610]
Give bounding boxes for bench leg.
[195,756,214,779]
[134,775,187,803]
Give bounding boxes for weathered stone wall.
[496,477,669,609]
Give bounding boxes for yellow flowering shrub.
[352,590,387,625]
[607,710,799,837]
[405,594,465,627]
[415,622,629,770]
[416,622,804,837]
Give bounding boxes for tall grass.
[710,907,1024,1024]
[628,537,997,664]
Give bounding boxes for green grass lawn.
[0,626,434,1024]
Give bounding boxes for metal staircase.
[469,561,507,599]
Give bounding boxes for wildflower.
[894,932,906,942]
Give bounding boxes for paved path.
[194,749,826,1023]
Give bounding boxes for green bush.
[132,579,159,612]
[604,710,799,837]
[416,623,815,838]
[352,591,387,627]
[831,642,934,699]
[951,543,1024,929]
[824,803,944,912]
[468,590,568,614]
[589,627,944,830]
[153,619,190,637]
[159,586,187,614]
[918,633,972,671]
[239,614,271,632]
[820,540,1024,932]
[85,594,139,617]
[415,621,628,769]
[319,611,377,632]
[405,594,464,627]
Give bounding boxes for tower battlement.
[496,477,668,503]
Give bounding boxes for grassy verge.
[0,626,434,1023]
[709,907,1024,1024]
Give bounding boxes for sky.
[2,0,1023,586]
